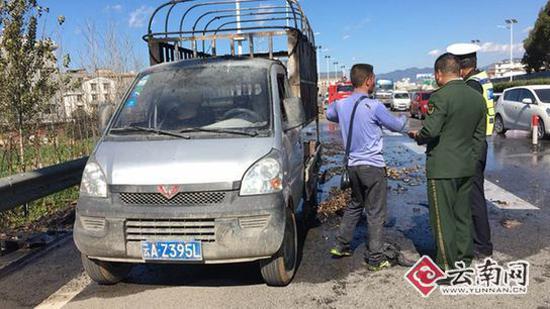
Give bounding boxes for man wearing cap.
[447,43,495,259]
[408,53,486,271]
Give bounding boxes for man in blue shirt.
[326,63,408,271]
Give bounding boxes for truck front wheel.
[260,207,298,286]
[81,254,132,285]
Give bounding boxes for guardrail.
[0,157,88,212]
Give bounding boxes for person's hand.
[408,131,417,139]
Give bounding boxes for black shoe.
[396,253,416,267]
[474,251,493,260]
[366,260,392,272]
[330,247,352,258]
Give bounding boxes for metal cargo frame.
[143,0,319,123]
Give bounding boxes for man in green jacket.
[409,53,486,271]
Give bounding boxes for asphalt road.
[1,116,550,309]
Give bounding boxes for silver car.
[495,85,550,139]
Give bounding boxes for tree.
[0,0,59,172]
[522,1,550,72]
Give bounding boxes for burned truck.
[74,0,320,286]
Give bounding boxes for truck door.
[276,69,304,209]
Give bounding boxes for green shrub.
[494,78,550,93]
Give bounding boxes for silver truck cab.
[74,0,319,287]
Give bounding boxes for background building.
[487,58,527,79]
[59,69,136,120]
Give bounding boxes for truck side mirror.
[283,97,305,129]
[522,98,533,104]
[98,103,115,133]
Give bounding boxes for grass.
[1,188,79,232]
[0,123,96,233]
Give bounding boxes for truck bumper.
[74,191,286,264]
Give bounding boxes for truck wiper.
[110,126,191,139]
[178,127,259,137]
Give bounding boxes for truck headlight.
[240,151,283,196]
[80,162,108,198]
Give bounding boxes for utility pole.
[236,0,243,55]
[285,0,290,28]
[333,61,339,81]
[341,65,346,79]
[325,55,331,86]
[505,19,518,81]
[316,46,322,86]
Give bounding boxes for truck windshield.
[421,93,431,100]
[394,93,409,99]
[111,65,271,134]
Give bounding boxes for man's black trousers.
[471,140,493,256]
[336,165,387,265]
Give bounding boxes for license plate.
[141,241,203,261]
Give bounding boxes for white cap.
[446,43,481,56]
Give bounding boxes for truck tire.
[260,208,298,286]
[495,114,507,135]
[81,254,132,285]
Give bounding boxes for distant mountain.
[377,67,433,82]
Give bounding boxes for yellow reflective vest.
[467,71,495,136]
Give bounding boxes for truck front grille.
[119,192,227,206]
[125,219,216,243]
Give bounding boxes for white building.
[62,77,115,118]
[395,78,417,91]
[61,70,136,119]
[488,59,526,79]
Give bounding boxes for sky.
[39,0,548,74]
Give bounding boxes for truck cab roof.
[141,57,282,76]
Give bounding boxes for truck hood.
[93,137,274,185]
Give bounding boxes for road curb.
[0,232,74,279]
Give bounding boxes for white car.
[391,91,411,111]
[495,85,550,139]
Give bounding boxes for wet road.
[1,116,550,308]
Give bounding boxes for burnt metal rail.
[143,0,318,124]
[0,157,88,212]
[143,0,314,61]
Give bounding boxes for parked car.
[410,91,432,119]
[493,92,502,103]
[495,85,550,139]
[390,91,411,111]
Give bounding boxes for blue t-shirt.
[326,92,408,167]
